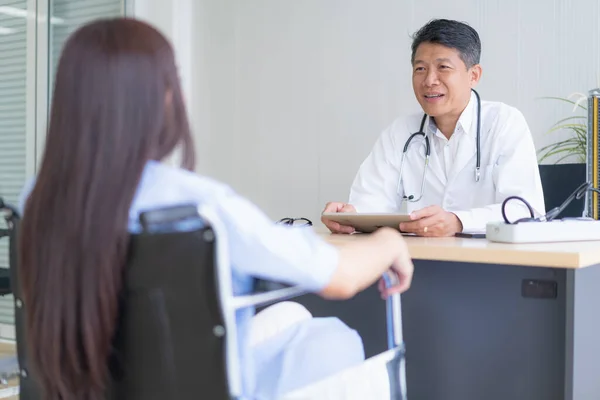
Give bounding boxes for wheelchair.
[0,197,407,399]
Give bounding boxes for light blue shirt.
[20,160,363,399]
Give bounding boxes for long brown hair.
[19,18,195,400]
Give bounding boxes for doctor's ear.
[468,64,482,87]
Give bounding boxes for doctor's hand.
[321,202,357,234]
[399,205,463,237]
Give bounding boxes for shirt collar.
[426,90,477,138]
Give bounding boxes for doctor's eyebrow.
[413,58,455,66]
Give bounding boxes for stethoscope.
[396,88,482,203]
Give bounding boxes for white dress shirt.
[349,91,545,232]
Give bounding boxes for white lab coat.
[349,92,545,232]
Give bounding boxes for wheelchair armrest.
[253,279,293,293]
[232,286,307,309]
[0,230,7,240]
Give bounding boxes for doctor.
[322,19,545,237]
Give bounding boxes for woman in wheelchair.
[17,18,414,400]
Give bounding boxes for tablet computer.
[321,212,412,233]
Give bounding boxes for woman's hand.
[374,228,414,298]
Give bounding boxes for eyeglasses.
[277,217,313,227]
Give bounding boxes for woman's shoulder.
[145,160,231,193]
[127,161,241,231]
[135,160,235,208]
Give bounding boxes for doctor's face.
[412,42,481,120]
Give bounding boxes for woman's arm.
[208,184,413,298]
[320,227,413,299]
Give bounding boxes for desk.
[325,233,600,268]
[293,233,600,400]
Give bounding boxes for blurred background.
[1,0,598,338]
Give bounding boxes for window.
[0,0,31,338]
[0,0,127,339]
[0,2,27,212]
[49,0,126,95]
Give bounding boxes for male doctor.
[322,19,545,237]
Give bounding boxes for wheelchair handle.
[0,198,19,219]
[0,198,19,239]
[383,271,403,350]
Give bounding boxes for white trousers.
[248,302,366,399]
[248,301,313,347]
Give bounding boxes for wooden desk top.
[319,232,600,269]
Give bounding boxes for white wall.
[189,0,237,178]
[184,1,600,223]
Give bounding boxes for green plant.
[537,94,587,164]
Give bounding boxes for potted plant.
[537,94,587,164]
[537,94,587,217]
